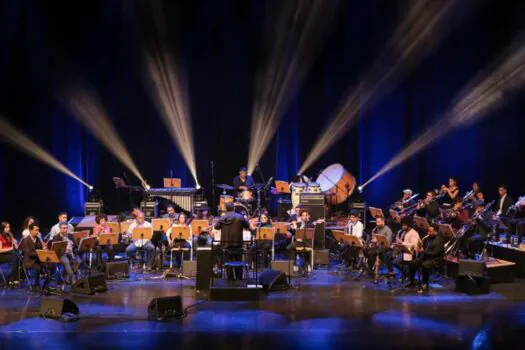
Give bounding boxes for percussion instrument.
[145,187,197,212]
[216,184,236,191]
[219,195,234,211]
[239,190,253,202]
[234,202,249,217]
[316,163,356,205]
[290,182,307,209]
[306,182,321,193]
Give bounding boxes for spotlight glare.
[357,185,363,193]
[88,185,94,191]
[0,116,92,189]
[196,183,201,190]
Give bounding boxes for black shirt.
[233,175,255,190]
[214,212,250,248]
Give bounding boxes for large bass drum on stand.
[316,163,356,205]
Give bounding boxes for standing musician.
[233,166,255,191]
[407,224,445,292]
[393,216,421,286]
[48,222,81,283]
[0,221,20,285]
[125,212,155,270]
[214,202,253,281]
[167,213,192,270]
[340,211,364,269]
[92,214,115,266]
[18,223,48,291]
[416,191,440,222]
[494,184,513,218]
[441,177,459,207]
[366,216,394,282]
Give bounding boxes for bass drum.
[234,202,249,217]
[316,163,356,205]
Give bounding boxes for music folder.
[296,228,315,241]
[274,180,291,194]
[372,234,389,247]
[413,216,430,231]
[78,236,98,252]
[50,241,68,258]
[272,222,289,235]
[169,225,190,241]
[256,227,276,240]
[36,250,60,264]
[72,231,89,246]
[163,177,181,188]
[98,233,119,245]
[132,227,154,241]
[105,222,122,234]
[369,207,384,219]
[152,218,172,232]
[190,220,210,236]
[332,230,363,247]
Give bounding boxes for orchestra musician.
[464,201,493,258]
[214,202,253,281]
[0,221,20,285]
[407,224,445,292]
[387,189,415,232]
[416,191,440,222]
[18,223,49,291]
[125,212,155,270]
[286,208,323,272]
[21,216,37,238]
[446,199,470,230]
[248,213,273,269]
[287,205,303,223]
[166,213,192,270]
[340,211,364,269]
[366,216,394,282]
[441,177,459,207]
[233,166,254,191]
[192,207,215,250]
[162,204,180,222]
[92,213,115,266]
[48,222,81,283]
[48,212,74,240]
[495,184,513,218]
[392,216,421,286]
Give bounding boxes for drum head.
[234,203,249,217]
[316,164,344,192]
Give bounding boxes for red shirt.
[0,234,13,249]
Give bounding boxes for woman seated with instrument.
[92,214,115,266]
[0,221,20,286]
[167,213,192,269]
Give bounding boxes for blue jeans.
[126,241,156,266]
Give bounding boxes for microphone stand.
[211,161,216,216]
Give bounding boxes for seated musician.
[248,213,274,269]
[214,202,252,281]
[441,177,459,208]
[48,222,81,283]
[288,205,302,223]
[447,199,470,230]
[416,191,440,222]
[193,207,215,250]
[48,212,74,241]
[233,166,255,191]
[21,216,37,238]
[18,223,48,291]
[162,204,180,222]
[392,217,420,283]
[286,209,321,269]
[125,212,155,270]
[366,216,394,282]
[465,201,493,257]
[407,224,445,292]
[340,211,364,269]
[0,221,20,285]
[92,214,115,266]
[166,213,192,270]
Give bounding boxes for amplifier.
[140,201,157,218]
[299,193,325,206]
[84,202,103,216]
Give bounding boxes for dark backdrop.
[1,0,524,231]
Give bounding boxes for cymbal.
[249,183,266,190]
[216,184,236,190]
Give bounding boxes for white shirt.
[49,222,74,240]
[22,229,31,238]
[497,194,507,216]
[402,228,420,261]
[166,224,193,245]
[346,220,363,239]
[126,221,153,247]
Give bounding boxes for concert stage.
[1,269,525,349]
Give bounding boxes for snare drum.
[291,182,307,209]
[307,182,321,193]
[219,195,234,211]
[240,190,253,202]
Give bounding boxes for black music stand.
[79,236,98,274]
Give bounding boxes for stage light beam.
[360,39,525,189]
[298,0,460,175]
[0,116,92,189]
[60,87,148,188]
[247,0,338,175]
[141,1,198,188]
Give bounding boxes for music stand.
[296,228,315,241]
[413,216,430,231]
[272,222,289,235]
[79,236,99,271]
[190,220,209,236]
[169,226,190,241]
[106,222,122,234]
[98,233,119,246]
[274,180,291,194]
[334,232,363,248]
[163,178,181,188]
[72,231,89,246]
[373,234,389,248]
[132,227,154,246]
[393,243,413,255]
[50,241,68,258]
[438,224,455,239]
[369,207,384,219]
[36,249,61,295]
[389,209,400,221]
[152,218,172,232]
[112,177,127,189]
[119,221,132,234]
[256,227,276,241]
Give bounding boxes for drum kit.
[216,163,357,218]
